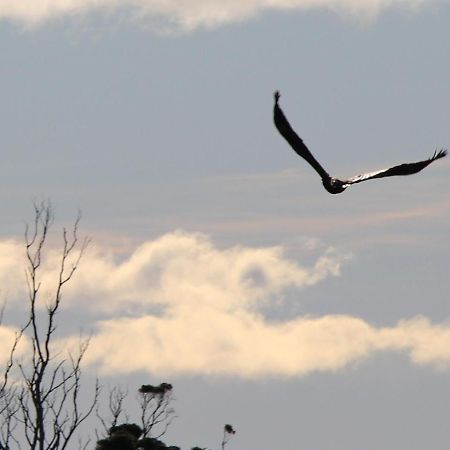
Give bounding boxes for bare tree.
[95,385,129,438]
[95,383,177,450]
[96,383,176,442]
[137,383,176,438]
[0,202,100,450]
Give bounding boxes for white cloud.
[2,231,450,378]
[0,0,441,30]
[83,314,450,378]
[54,231,345,319]
[0,231,345,313]
[380,317,450,369]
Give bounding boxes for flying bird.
[273,91,447,194]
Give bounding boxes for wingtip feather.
[433,148,447,160]
[274,90,280,104]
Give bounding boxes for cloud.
[381,317,450,369]
[0,0,441,31]
[59,231,347,313]
[2,231,450,378]
[83,314,450,378]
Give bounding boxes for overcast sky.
[0,1,450,449]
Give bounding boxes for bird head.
[322,177,347,194]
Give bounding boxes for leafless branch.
[0,203,98,450]
[138,383,176,439]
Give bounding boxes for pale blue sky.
[0,2,449,449]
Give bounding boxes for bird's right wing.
[273,92,330,180]
[345,149,447,185]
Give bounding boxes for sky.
[0,1,450,449]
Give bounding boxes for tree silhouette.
[96,382,176,442]
[95,385,236,450]
[96,384,179,449]
[0,202,99,450]
[95,423,181,450]
[221,425,236,450]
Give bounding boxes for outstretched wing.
[345,149,447,185]
[273,91,329,180]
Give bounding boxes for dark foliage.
[96,421,183,450]
[137,437,167,449]
[139,383,173,396]
[96,433,138,450]
[224,425,235,435]
[109,423,143,439]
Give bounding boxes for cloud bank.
[84,314,450,377]
[1,231,450,378]
[0,0,440,30]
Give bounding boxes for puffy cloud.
[84,313,375,377]
[380,317,450,369]
[0,231,345,312]
[2,231,450,378]
[57,231,347,314]
[0,0,440,30]
[84,314,450,378]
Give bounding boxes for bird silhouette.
[273,91,447,194]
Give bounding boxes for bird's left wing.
[273,91,330,180]
[345,149,447,185]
